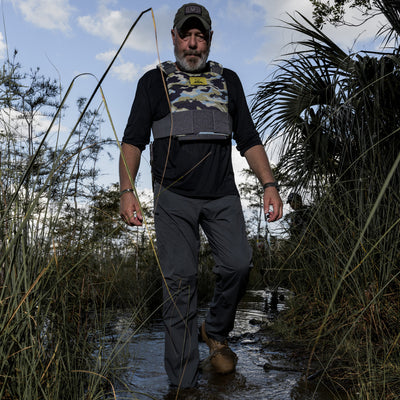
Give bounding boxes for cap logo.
[184,5,202,15]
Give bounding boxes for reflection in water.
[102,290,340,400]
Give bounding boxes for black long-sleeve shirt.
[122,62,262,198]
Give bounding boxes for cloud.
[235,0,386,66]
[77,4,175,83]
[0,32,7,59]
[11,0,75,32]
[96,50,117,63]
[95,50,158,82]
[111,61,140,82]
[78,4,172,54]
[322,4,388,52]
[0,107,66,141]
[109,59,161,82]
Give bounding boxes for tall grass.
[1,171,102,398]
[251,13,400,399]
[269,142,400,399]
[0,80,170,399]
[0,9,162,398]
[0,70,147,400]
[279,166,400,387]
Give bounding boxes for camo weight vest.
[152,61,232,141]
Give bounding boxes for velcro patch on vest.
[189,76,207,86]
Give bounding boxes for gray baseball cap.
[173,3,211,31]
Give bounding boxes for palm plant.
[253,12,400,195]
[251,7,400,397]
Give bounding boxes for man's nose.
[188,34,197,48]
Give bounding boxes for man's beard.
[174,48,209,73]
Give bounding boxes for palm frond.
[251,12,400,194]
[375,0,400,45]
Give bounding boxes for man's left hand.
[264,187,283,222]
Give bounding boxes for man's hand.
[120,192,143,226]
[264,187,283,223]
[243,145,283,222]
[119,143,142,226]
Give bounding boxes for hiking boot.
[200,322,237,374]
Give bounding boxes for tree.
[0,52,61,255]
[310,0,400,45]
[310,0,373,27]
[251,11,400,199]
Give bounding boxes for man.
[119,3,283,389]
[287,192,310,238]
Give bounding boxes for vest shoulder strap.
[158,61,177,75]
[209,61,223,75]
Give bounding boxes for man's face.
[172,23,212,73]
[289,199,302,210]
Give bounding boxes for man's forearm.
[119,143,142,191]
[244,144,283,221]
[244,144,276,185]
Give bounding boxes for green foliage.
[271,188,400,396]
[309,0,400,48]
[310,0,372,27]
[0,54,123,399]
[252,9,400,398]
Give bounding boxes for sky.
[0,0,389,205]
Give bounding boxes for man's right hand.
[120,192,143,226]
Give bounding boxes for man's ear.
[209,30,213,45]
[171,28,177,44]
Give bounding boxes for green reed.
[270,157,400,398]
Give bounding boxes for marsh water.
[102,289,341,399]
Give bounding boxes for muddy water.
[104,290,339,399]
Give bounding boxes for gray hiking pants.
[153,184,252,388]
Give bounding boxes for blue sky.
[0,0,387,196]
